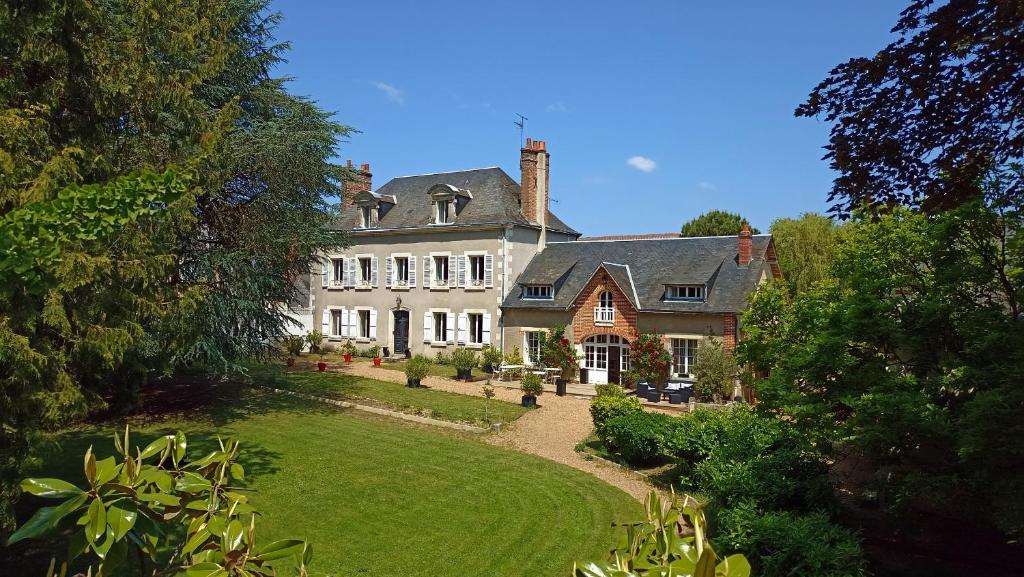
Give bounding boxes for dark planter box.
[645,390,662,403]
[521,394,536,407]
[406,378,421,388]
[456,368,473,381]
[555,379,567,396]
[483,364,495,374]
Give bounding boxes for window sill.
[328,337,344,341]
[594,321,615,327]
[389,284,411,291]
[355,285,374,291]
[430,286,451,291]
[327,285,345,291]
[460,342,484,349]
[464,285,486,291]
[356,337,371,343]
[430,341,450,348]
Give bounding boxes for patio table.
[498,364,523,382]
[543,367,561,384]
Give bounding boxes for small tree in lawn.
[482,378,495,425]
[693,337,739,402]
[629,334,672,392]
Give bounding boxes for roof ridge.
[552,234,770,244]
[389,166,501,179]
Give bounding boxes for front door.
[393,310,409,355]
[608,346,621,385]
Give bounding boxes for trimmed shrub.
[590,394,643,439]
[594,383,626,398]
[692,336,738,401]
[520,371,544,397]
[405,355,431,380]
[451,347,479,371]
[602,410,676,466]
[434,350,451,365]
[715,503,866,577]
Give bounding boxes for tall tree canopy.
[768,213,839,295]
[0,0,350,529]
[680,210,760,237]
[797,0,1024,216]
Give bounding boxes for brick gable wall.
[571,268,638,344]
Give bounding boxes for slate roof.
[334,167,578,235]
[503,235,776,314]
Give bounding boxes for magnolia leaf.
[85,498,107,545]
[108,501,137,540]
[137,491,180,507]
[7,505,59,545]
[182,527,210,556]
[183,561,226,577]
[716,554,751,577]
[93,525,115,559]
[20,478,84,499]
[94,457,121,486]
[175,472,212,493]
[223,519,244,553]
[255,539,306,562]
[230,463,244,480]
[174,431,187,464]
[84,446,96,485]
[694,549,716,577]
[139,437,168,460]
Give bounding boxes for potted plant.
[541,325,579,395]
[307,329,324,355]
[405,355,431,387]
[480,344,502,374]
[451,347,479,381]
[283,335,305,367]
[341,340,356,363]
[369,344,382,366]
[520,371,544,407]
[316,343,334,372]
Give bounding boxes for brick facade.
[723,313,737,350]
[570,266,638,344]
[342,160,372,207]
[519,139,548,225]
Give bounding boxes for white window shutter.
[423,257,431,288]
[322,308,331,333]
[423,312,432,342]
[484,254,494,288]
[447,255,457,288]
[348,258,358,288]
[408,256,417,287]
[483,313,492,345]
[457,313,468,345]
[341,309,350,337]
[321,257,329,288]
[348,309,357,337]
[369,309,378,340]
[371,256,379,287]
[457,256,467,288]
[445,312,455,343]
[385,256,393,288]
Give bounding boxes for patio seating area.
[635,382,694,405]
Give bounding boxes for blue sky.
[270,1,900,235]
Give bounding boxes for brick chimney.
[738,223,753,266]
[520,138,550,248]
[342,160,372,207]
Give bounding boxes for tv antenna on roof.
[514,113,528,147]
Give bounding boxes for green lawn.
[12,384,640,577]
[250,364,526,426]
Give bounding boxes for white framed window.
[523,285,552,300]
[621,345,630,371]
[330,258,345,288]
[672,338,699,377]
[468,255,485,287]
[394,257,409,286]
[330,309,344,337]
[594,291,614,324]
[584,342,608,370]
[435,200,450,224]
[666,285,705,301]
[433,311,447,342]
[467,313,484,344]
[360,205,373,228]
[433,255,449,286]
[525,331,545,366]
[359,257,372,285]
[357,310,370,339]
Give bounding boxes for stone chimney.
[738,223,753,266]
[342,160,372,207]
[520,138,550,248]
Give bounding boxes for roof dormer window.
[427,183,472,225]
[435,200,451,224]
[523,285,553,300]
[665,285,705,302]
[360,205,375,228]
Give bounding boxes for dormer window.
[665,285,705,301]
[360,205,374,228]
[435,200,451,224]
[523,285,553,300]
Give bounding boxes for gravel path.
[334,361,659,502]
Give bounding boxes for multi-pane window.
[526,331,544,365]
[584,342,608,370]
[468,313,484,344]
[358,310,370,339]
[666,285,705,301]
[595,291,615,323]
[359,257,372,285]
[331,310,343,336]
[331,258,344,286]
[394,257,409,286]
[523,285,552,299]
[435,200,450,224]
[360,206,372,228]
[433,312,447,342]
[621,346,630,371]
[469,255,485,286]
[672,338,699,377]
[433,256,449,285]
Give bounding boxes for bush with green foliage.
[618,369,641,389]
[594,383,626,398]
[502,346,524,378]
[520,372,544,397]
[340,340,357,356]
[434,350,452,366]
[602,411,677,466]
[541,325,579,381]
[574,491,750,577]
[590,394,643,440]
[405,355,432,380]
[368,344,381,358]
[306,330,324,353]
[481,344,502,370]
[629,334,672,389]
[692,337,739,402]
[282,335,305,357]
[7,428,312,577]
[451,347,479,371]
[714,503,865,577]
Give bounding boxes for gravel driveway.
[336,361,658,502]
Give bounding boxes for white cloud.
[698,181,718,191]
[372,81,404,105]
[626,156,657,172]
[545,101,567,112]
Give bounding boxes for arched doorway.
[581,334,630,385]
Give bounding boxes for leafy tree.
[628,334,673,390]
[797,0,1024,215]
[768,213,839,295]
[692,338,739,402]
[7,428,312,577]
[738,189,1024,536]
[680,211,760,237]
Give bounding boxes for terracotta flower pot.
[286,357,296,367]
[343,353,352,363]
[317,362,327,372]
[373,357,382,367]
